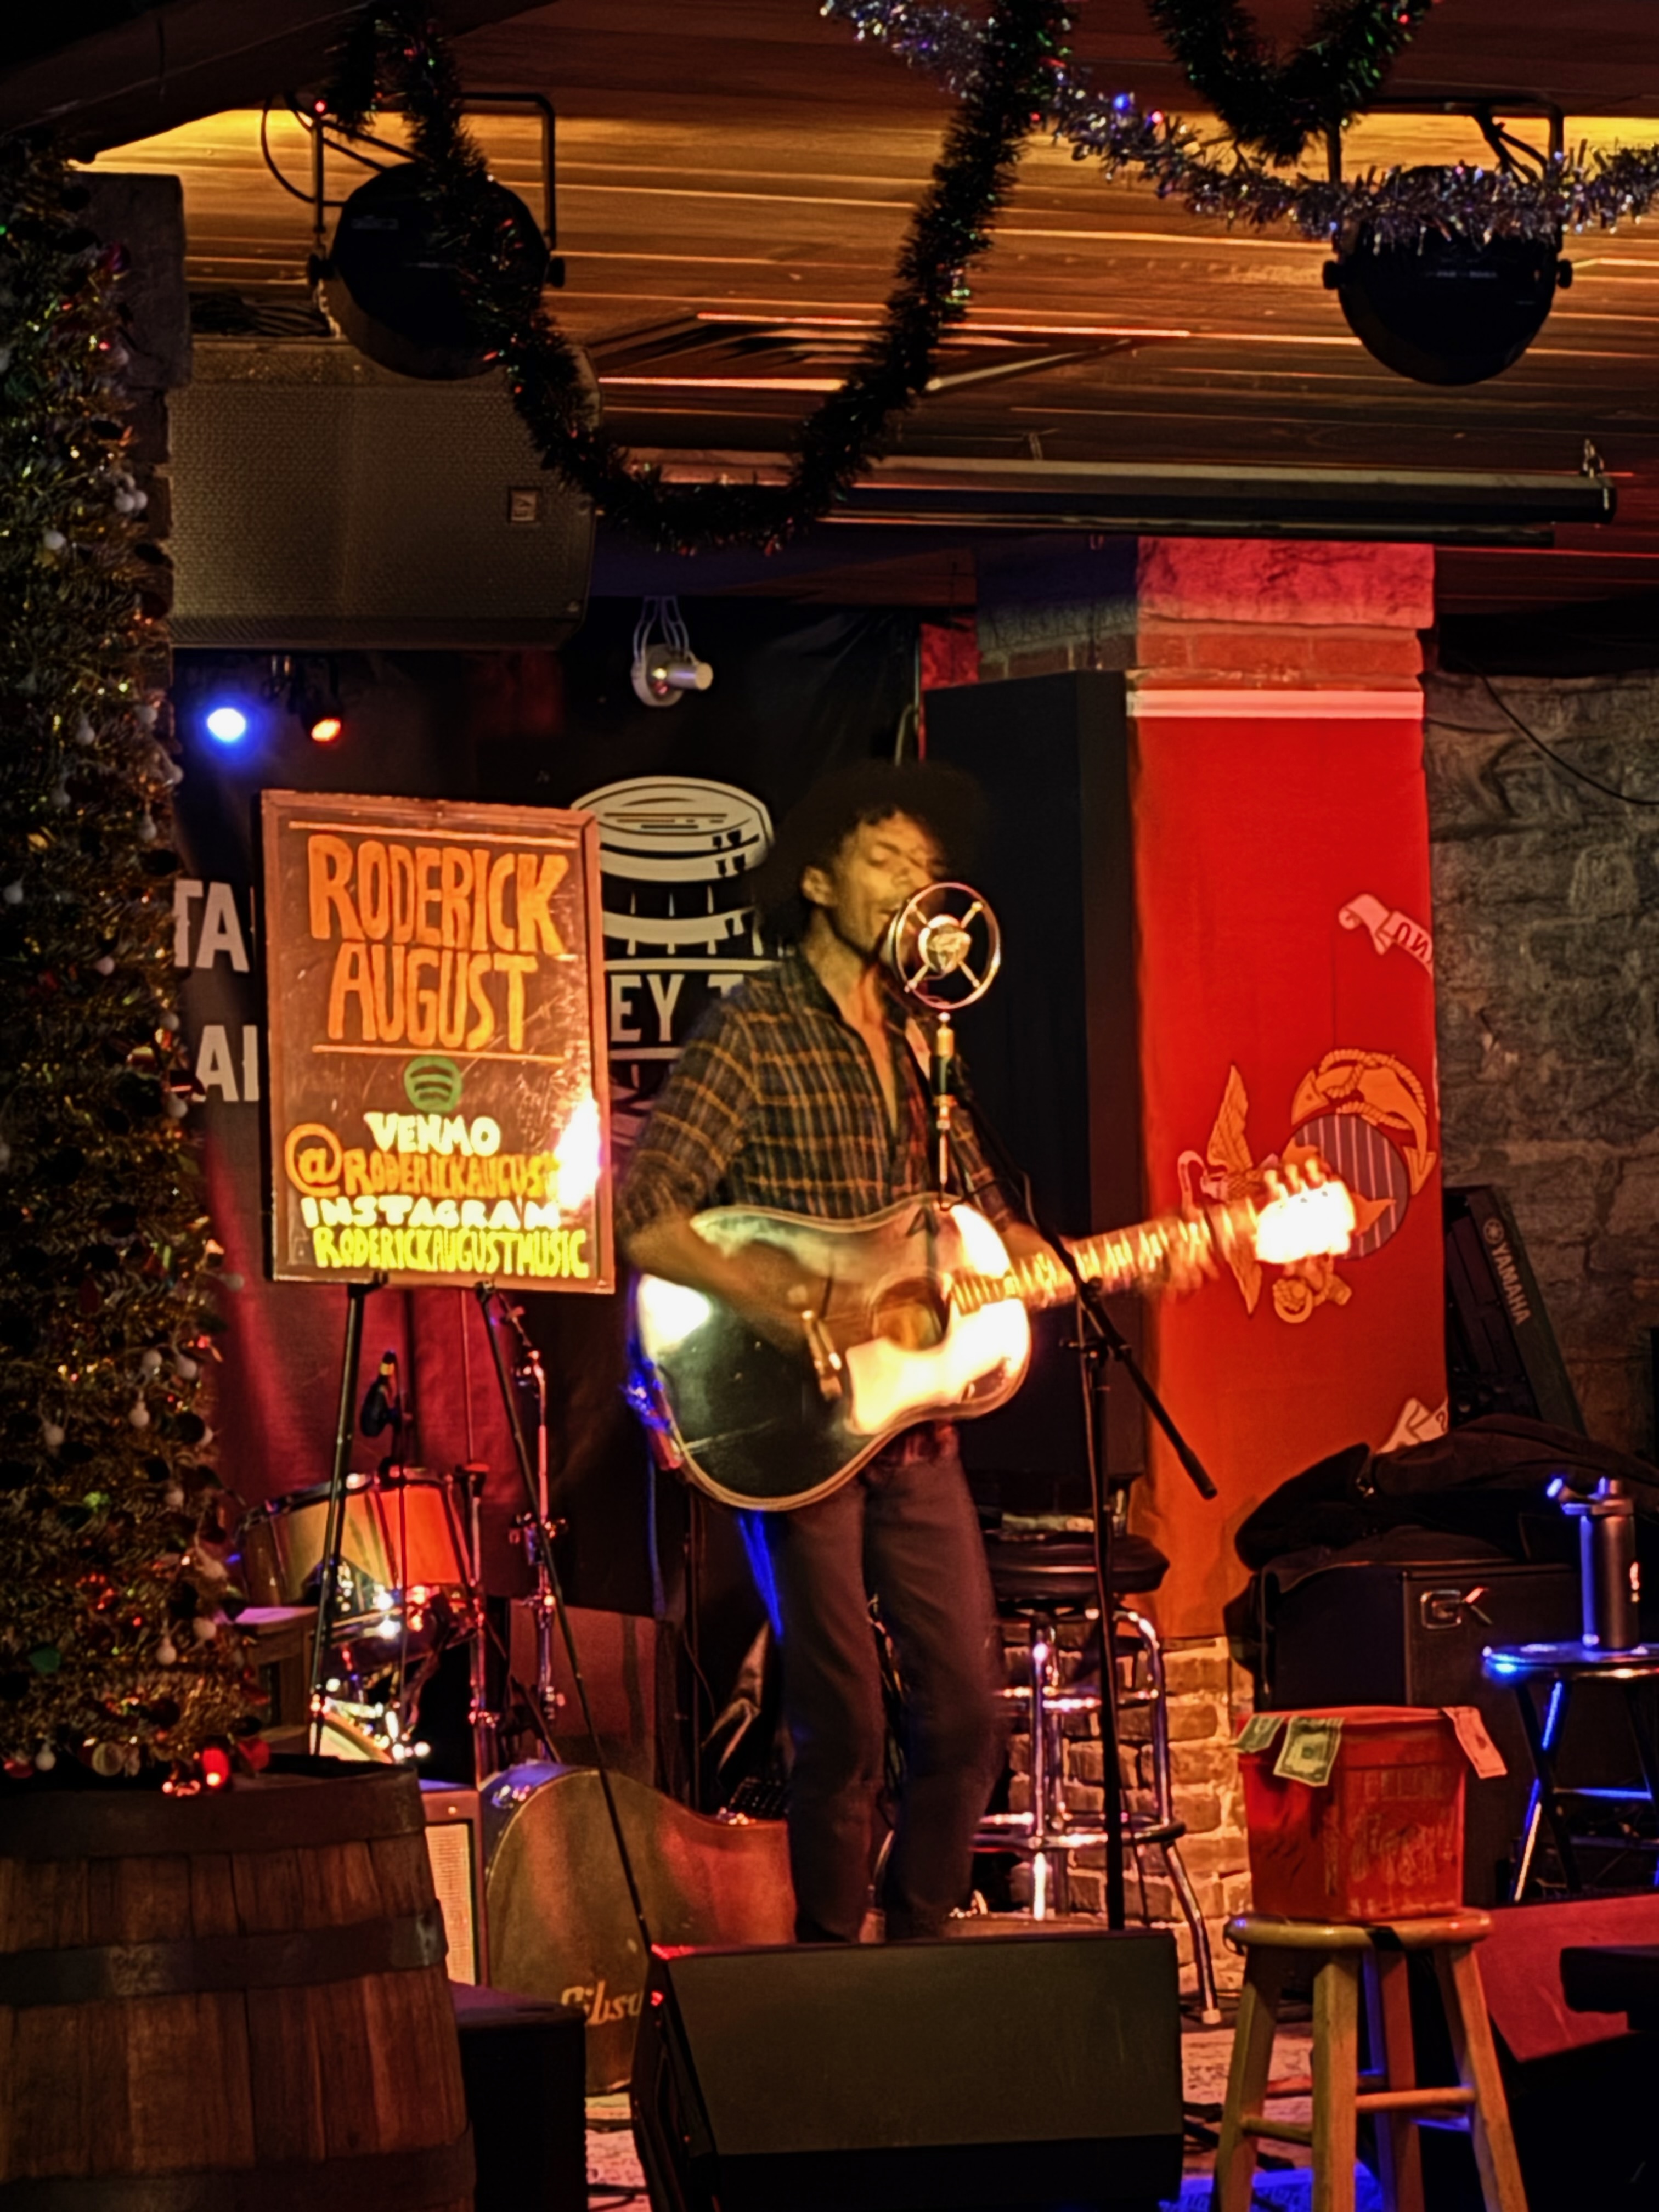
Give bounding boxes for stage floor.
[582,2018,1374,2211]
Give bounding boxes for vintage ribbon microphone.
[881,882,1002,1194]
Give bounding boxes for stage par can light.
[1324,179,1571,386]
[324,164,548,382]
[205,704,250,744]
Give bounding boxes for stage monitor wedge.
[631,1928,1183,2212]
[170,340,592,648]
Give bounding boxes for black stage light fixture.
[1323,170,1571,386]
[323,163,547,382]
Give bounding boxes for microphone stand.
[473,1283,655,1968]
[949,1063,1218,1936]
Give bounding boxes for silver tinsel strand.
[822,0,1659,245]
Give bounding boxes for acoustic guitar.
[630,1174,1355,1510]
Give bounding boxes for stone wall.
[1425,669,1659,1452]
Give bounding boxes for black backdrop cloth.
[171,603,918,1653]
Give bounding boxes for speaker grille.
[170,343,591,648]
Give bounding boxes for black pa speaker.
[630,1928,1183,2212]
[452,1984,587,2212]
[169,342,592,648]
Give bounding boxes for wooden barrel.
[0,1765,472,2212]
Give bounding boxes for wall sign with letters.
[260,790,613,1291]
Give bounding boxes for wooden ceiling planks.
[90,0,1659,608]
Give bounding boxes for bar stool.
[974,1529,1222,2023]
[1213,1911,1527,2212]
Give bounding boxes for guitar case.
[482,1761,795,2091]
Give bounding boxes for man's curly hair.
[751,759,986,943]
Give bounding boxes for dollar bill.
[1272,1716,1344,1787]
[1236,1713,1286,1755]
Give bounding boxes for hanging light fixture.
[630,599,714,709]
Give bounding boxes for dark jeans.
[740,1424,1006,1943]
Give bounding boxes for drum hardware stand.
[490,1291,568,1733]
[474,1281,656,1962]
[308,1273,385,1756]
[454,1460,500,1784]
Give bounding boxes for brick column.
[973,537,1440,1983]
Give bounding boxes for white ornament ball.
[193,1616,219,1644]
[50,782,69,810]
[128,1399,151,1431]
[160,1009,180,1034]
[136,701,159,729]
[94,955,115,976]
[41,528,66,552]
[41,1421,64,1450]
[139,1348,163,1378]
[163,1091,188,1122]
[75,715,95,747]
[165,1485,185,1509]
[2,882,22,907]
[137,810,156,844]
[174,1353,199,1383]
[156,1637,177,1667]
[34,1745,56,1773]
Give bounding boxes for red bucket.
[1239,1705,1466,1923]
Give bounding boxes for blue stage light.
[205,704,249,745]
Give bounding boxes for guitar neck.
[954,1200,1258,1316]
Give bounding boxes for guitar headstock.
[1249,1158,1356,1265]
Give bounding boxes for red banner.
[1128,692,1446,1636]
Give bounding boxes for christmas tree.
[0,137,259,1782]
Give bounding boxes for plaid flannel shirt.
[615,949,1012,1238]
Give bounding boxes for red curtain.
[1128,696,1446,1636]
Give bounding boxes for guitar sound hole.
[870,1277,949,1351]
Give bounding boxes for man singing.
[617,760,1053,1943]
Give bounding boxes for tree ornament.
[139,1348,163,1379]
[128,1399,150,1429]
[89,1740,125,1776]
[156,1636,178,1666]
[3,881,24,905]
[34,1743,56,1771]
[41,1420,64,1449]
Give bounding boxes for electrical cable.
[1471,668,1659,808]
[259,107,320,204]
[259,103,394,210]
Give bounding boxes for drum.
[241,1469,470,1618]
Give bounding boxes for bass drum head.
[482,1762,793,2092]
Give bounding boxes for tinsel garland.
[326,0,1070,552]
[0,138,262,1781]
[826,0,1659,247]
